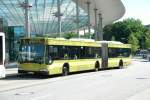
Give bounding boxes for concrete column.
[102,43,108,68]
[57,0,62,38]
[94,8,98,41]
[24,0,31,60]
[76,0,80,38]
[98,13,103,41]
[25,0,30,38]
[86,1,91,39]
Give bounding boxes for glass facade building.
[5,26,25,61]
[0,0,88,36]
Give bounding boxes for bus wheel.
[95,61,100,71]
[62,64,69,76]
[119,60,123,69]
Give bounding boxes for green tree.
[144,29,150,49]
[111,36,116,41]
[144,37,150,49]
[103,18,150,54]
[103,24,114,40]
[128,33,139,54]
[103,18,145,44]
[64,32,78,39]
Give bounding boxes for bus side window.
[47,46,59,60]
[95,53,99,58]
[74,54,78,59]
[64,53,68,59]
[62,46,69,60]
[94,47,101,58]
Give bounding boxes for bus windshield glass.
[19,44,45,63]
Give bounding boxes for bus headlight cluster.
[49,60,53,64]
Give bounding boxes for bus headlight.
[49,60,53,64]
[45,59,53,65]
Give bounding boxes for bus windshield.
[19,44,45,63]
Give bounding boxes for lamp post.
[94,8,98,41]
[98,13,103,41]
[19,0,32,38]
[76,0,80,38]
[55,0,63,38]
[86,1,91,39]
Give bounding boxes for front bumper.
[18,70,49,75]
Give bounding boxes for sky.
[120,0,150,25]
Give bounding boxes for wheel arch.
[95,61,100,69]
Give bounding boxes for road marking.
[15,92,34,95]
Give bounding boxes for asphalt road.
[1,59,150,100]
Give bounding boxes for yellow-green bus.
[18,37,131,76]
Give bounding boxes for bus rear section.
[101,41,132,69]
[0,33,5,78]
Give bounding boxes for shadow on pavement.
[0,74,49,81]
[140,60,149,62]
[2,67,122,81]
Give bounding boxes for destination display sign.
[21,39,45,44]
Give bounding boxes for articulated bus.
[0,32,5,78]
[18,38,131,76]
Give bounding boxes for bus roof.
[20,37,100,47]
[97,41,123,44]
[20,37,131,48]
[97,41,131,48]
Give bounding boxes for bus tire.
[62,63,69,76]
[119,60,123,69]
[95,61,100,71]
